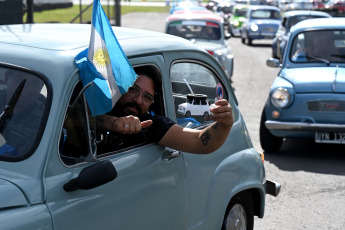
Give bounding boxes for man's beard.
[112,101,142,117]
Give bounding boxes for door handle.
[162,148,181,161]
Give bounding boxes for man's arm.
[158,99,233,154]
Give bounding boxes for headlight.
[250,23,258,32]
[234,20,239,27]
[271,88,290,108]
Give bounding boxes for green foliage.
[24,4,169,23]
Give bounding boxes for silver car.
[165,12,234,82]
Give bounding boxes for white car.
[178,94,211,117]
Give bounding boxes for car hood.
[191,40,223,51]
[0,178,28,209]
[280,67,345,93]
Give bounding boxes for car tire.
[272,48,278,59]
[203,111,209,117]
[222,191,254,230]
[247,36,252,46]
[185,110,191,117]
[259,109,283,152]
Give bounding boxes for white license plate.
[315,132,345,144]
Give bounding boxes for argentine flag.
[75,0,137,116]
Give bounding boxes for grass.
[24,4,170,23]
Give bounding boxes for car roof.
[0,23,201,56]
[233,4,249,9]
[291,17,345,34]
[248,5,281,11]
[283,10,331,17]
[166,12,224,23]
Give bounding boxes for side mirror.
[266,58,281,68]
[64,160,117,192]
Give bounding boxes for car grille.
[261,27,276,32]
[308,101,345,112]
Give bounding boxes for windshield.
[235,8,247,17]
[167,20,221,40]
[290,30,345,64]
[0,67,48,159]
[287,15,329,31]
[251,9,281,20]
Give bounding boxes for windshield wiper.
[305,55,330,65]
[0,77,27,132]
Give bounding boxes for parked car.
[271,10,331,61]
[214,0,235,35]
[284,0,314,11]
[229,4,249,37]
[0,23,279,229]
[170,0,201,14]
[261,18,345,152]
[241,5,282,45]
[165,12,234,81]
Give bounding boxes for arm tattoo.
[200,130,210,146]
[200,122,219,146]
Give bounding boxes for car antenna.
[183,79,194,95]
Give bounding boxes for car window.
[290,30,345,63]
[0,67,48,160]
[234,8,247,17]
[167,20,221,40]
[251,9,281,20]
[170,62,227,128]
[59,65,165,166]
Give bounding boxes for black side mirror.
[64,160,117,192]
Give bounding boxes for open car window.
[170,61,227,128]
[59,65,165,166]
[0,67,48,160]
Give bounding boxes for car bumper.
[266,180,281,197]
[248,32,275,40]
[230,26,241,36]
[266,120,345,132]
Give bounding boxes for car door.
[44,57,188,230]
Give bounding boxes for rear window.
[167,20,221,40]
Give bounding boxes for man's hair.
[134,65,163,115]
[134,66,161,94]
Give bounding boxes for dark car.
[272,10,331,61]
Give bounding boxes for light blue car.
[241,5,282,45]
[0,23,279,230]
[262,18,345,152]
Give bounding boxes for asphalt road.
[121,12,345,230]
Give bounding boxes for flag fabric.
[75,0,137,116]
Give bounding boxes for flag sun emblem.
[92,47,110,69]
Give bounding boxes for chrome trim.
[333,65,338,92]
[265,120,345,132]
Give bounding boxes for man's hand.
[209,99,233,128]
[104,115,152,134]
